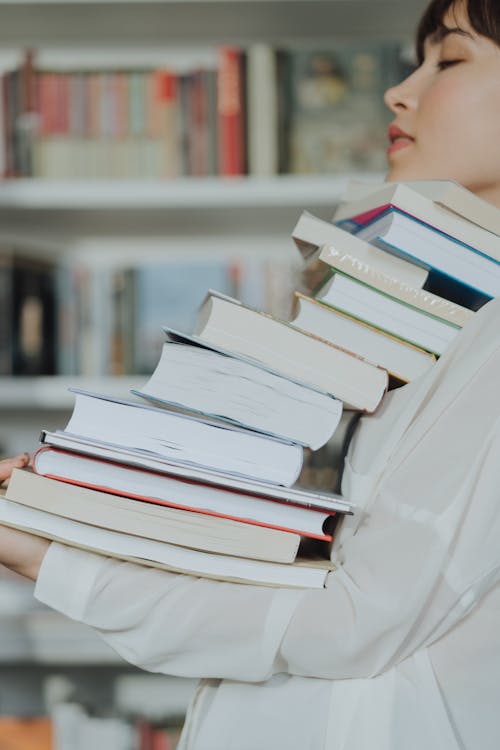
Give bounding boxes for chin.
[386,163,442,183]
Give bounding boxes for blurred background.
[0,0,426,747]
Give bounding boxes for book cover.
[283,44,402,174]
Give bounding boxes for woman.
[1,0,500,747]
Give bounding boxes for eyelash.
[437,59,462,71]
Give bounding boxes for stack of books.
[291,179,499,384]
[3,178,497,590]
[1,320,361,589]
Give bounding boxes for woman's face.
[384,1,500,203]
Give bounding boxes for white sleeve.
[35,542,303,681]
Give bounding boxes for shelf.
[0,175,383,211]
[0,376,146,410]
[0,1,426,46]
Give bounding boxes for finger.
[0,454,30,483]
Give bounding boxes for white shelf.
[0,376,146,410]
[0,174,383,211]
[0,0,371,4]
[0,1,425,46]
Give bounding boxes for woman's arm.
[0,454,51,581]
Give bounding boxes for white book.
[292,210,428,288]
[316,273,459,355]
[334,181,500,262]
[342,178,500,236]
[10,468,305,562]
[291,293,436,383]
[40,430,354,515]
[246,44,279,177]
[31,451,338,541]
[134,331,343,450]
[64,389,303,487]
[314,243,473,328]
[194,291,389,412]
[355,210,500,299]
[0,497,334,589]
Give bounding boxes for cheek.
[418,81,474,145]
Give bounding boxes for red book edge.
[32,446,333,541]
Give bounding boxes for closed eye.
[437,59,463,71]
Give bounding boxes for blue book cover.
[338,209,493,310]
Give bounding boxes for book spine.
[246,44,279,176]
[217,46,246,176]
[154,69,181,178]
[0,256,13,374]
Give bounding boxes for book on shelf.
[130,259,242,376]
[291,292,436,383]
[217,46,246,176]
[62,389,304,487]
[40,430,353,515]
[0,490,335,589]
[0,716,52,750]
[292,209,429,287]
[334,181,500,259]
[307,242,473,328]
[0,251,57,376]
[0,43,402,180]
[133,329,343,450]
[55,255,297,378]
[314,271,459,356]
[8,468,311,564]
[348,207,498,306]
[246,43,279,177]
[193,289,389,412]
[31,449,343,541]
[281,44,402,175]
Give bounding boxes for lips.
[387,124,415,155]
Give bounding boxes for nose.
[384,70,419,114]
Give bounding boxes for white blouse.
[35,295,500,750]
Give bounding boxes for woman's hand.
[0,453,50,581]
[0,453,30,486]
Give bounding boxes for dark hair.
[416,0,500,64]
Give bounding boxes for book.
[40,430,354,514]
[193,290,388,412]
[0,716,52,750]
[8,468,305,563]
[0,494,334,589]
[217,46,246,175]
[291,293,436,383]
[333,181,500,262]
[344,178,500,237]
[62,389,303,487]
[292,210,428,288]
[350,208,500,303]
[315,272,459,355]
[405,180,500,236]
[309,242,473,328]
[246,44,279,176]
[133,331,343,450]
[0,252,56,376]
[32,449,338,540]
[282,45,400,174]
[129,259,239,375]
